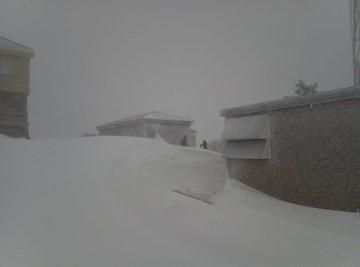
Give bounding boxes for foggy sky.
[0,0,353,141]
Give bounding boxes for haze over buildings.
[0,0,353,140]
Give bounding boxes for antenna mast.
[350,0,360,87]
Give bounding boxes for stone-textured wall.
[226,98,360,212]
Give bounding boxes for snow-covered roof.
[0,36,34,58]
[221,87,360,118]
[97,111,193,129]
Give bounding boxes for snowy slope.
[0,136,359,267]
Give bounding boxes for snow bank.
[0,133,11,139]
[0,136,359,267]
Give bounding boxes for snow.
[143,111,191,122]
[0,136,359,267]
[0,134,11,138]
[155,131,167,142]
[97,111,192,129]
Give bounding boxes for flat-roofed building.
[97,111,196,147]
[221,87,360,212]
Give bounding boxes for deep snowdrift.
[0,136,359,266]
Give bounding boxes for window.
[222,113,269,140]
[0,60,13,75]
[222,113,271,159]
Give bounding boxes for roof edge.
[0,37,35,58]
[96,111,193,129]
[221,87,360,118]
[96,118,193,130]
[96,120,142,130]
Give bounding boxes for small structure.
[0,37,34,138]
[96,111,196,146]
[221,87,360,212]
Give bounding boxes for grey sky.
[0,0,353,141]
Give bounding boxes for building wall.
[0,53,30,138]
[189,133,196,147]
[0,123,28,138]
[98,123,145,137]
[226,98,360,212]
[98,122,193,146]
[0,54,30,95]
[0,92,28,137]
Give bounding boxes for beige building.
[97,111,196,147]
[0,37,34,138]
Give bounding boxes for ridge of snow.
[0,136,359,267]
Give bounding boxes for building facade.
[221,88,360,212]
[0,37,34,138]
[97,111,196,147]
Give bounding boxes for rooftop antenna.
[350,0,360,87]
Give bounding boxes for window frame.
[222,113,271,159]
[0,60,13,75]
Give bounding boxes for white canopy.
[222,114,269,140]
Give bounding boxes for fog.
[0,0,353,141]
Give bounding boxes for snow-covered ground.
[0,136,359,266]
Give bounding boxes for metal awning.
[222,114,269,140]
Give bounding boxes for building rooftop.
[0,36,35,58]
[97,111,193,129]
[221,87,360,118]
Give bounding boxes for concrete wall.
[225,98,360,212]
